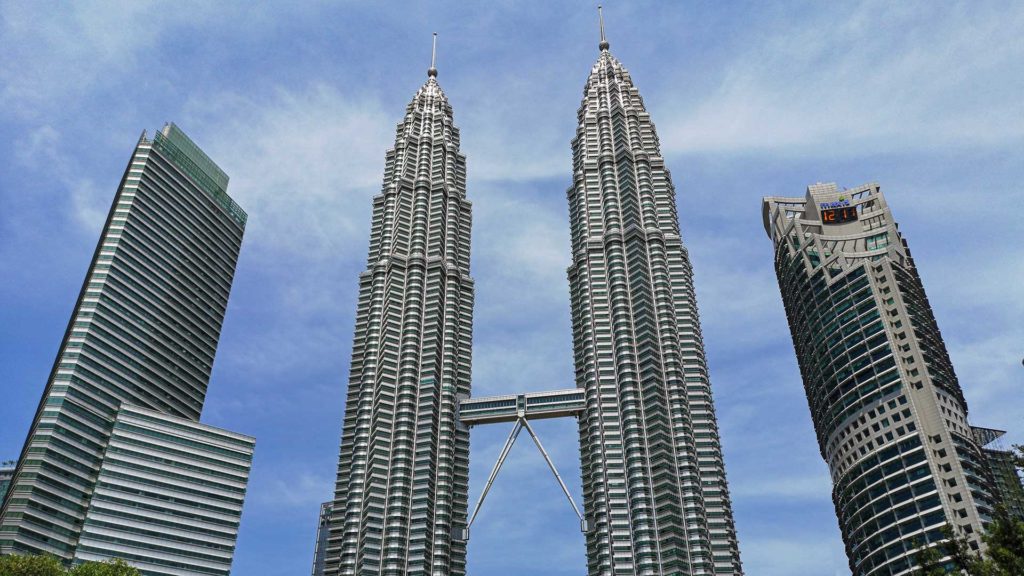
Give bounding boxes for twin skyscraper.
[320,21,742,576]
[318,17,1020,576]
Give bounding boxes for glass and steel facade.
[567,40,742,575]
[312,501,332,576]
[324,67,474,576]
[972,427,1024,521]
[74,405,254,575]
[762,182,999,575]
[322,26,747,576]
[0,462,14,505]
[0,124,251,571]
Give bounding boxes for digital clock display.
[821,207,858,224]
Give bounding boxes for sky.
[1,1,1023,575]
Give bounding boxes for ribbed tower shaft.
[325,75,473,576]
[568,48,743,575]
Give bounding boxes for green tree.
[1011,444,1024,469]
[68,559,139,576]
[0,554,64,576]
[0,555,140,576]
[973,513,1024,576]
[912,514,1024,576]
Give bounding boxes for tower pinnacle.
[598,5,609,51]
[428,32,438,77]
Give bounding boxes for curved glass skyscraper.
[763,182,999,575]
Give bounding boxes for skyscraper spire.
[598,5,609,51]
[428,32,438,77]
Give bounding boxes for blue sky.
[1,2,1022,575]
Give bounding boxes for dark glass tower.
[566,27,743,576]
[0,124,251,570]
[0,462,14,506]
[312,501,333,576]
[324,58,474,576]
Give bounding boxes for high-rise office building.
[311,501,332,576]
[0,124,253,572]
[763,182,1000,575]
[972,427,1024,521]
[565,25,742,576]
[0,462,14,505]
[324,55,474,576]
[74,405,254,575]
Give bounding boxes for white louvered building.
[75,405,253,576]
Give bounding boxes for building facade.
[323,63,474,576]
[74,405,254,575]
[0,124,252,572]
[0,462,14,505]
[762,182,999,575]
[311,501,332,576]
[566,34,742,576]
[972,427,1024,521]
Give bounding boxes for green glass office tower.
[763,183,1000,575]
[567,34,743,575]
[0,124,251,573]
[312,501,332,576]
[972,427,1024,522]
[0,462,14,506]
[324,63,474,576]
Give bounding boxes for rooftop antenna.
[598,5,609,51]
[428,32,438,77]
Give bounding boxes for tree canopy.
[0,555,139,576]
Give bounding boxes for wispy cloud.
[253,469,334,508]
[657,1,1024,155]
[0,2,251,122]
[12,124,109,232]
[187,84,393,260]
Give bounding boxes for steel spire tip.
[598,6,609,51]
[428,32,438,77]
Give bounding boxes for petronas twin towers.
[324,20,742,576]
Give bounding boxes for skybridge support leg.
[460,417,588,542]
[521,418,587,532]
[463,419,523,540]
